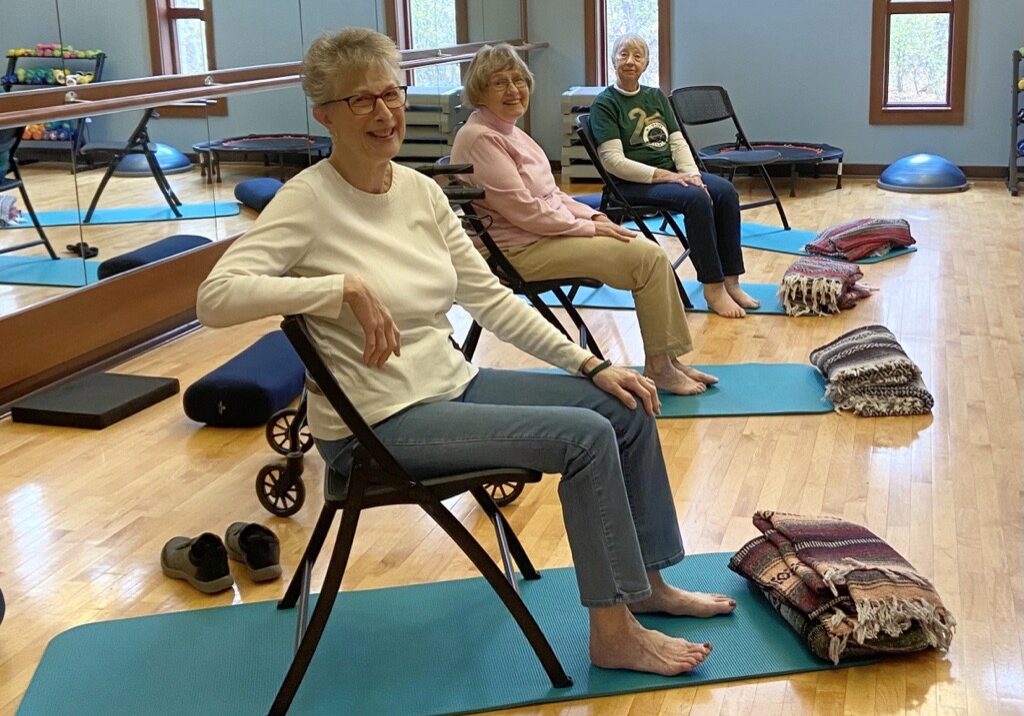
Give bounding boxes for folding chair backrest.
[0,128,24,180]
[279,315,412,482]
[574,113,637,212]
[670,86,735,126]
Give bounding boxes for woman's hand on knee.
[343,275,402,368]
[592,366,661,416]
[592,221,637,242]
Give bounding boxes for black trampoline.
[701,142,844,196]
[192,134,332,183]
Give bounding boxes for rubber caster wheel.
[256,464,305,517]
[266,409,314,455]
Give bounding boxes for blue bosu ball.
[114,143,192,177]
[877,153,968,193]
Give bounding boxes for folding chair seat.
[574,114,693,308]
[81,107,182,222]
[669,86,790,229]
[424,159,605,361]
[268,315,571,714]
[0,127,57,259]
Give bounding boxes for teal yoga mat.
[19,553,865,716]
[541,281,786,314]
[0,201,240,228]
[623,217,916,263]
[532,363,832,417]
[0,255,98,287]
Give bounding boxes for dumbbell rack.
[560,86,605,181]
[1009,49,1023,196]
[3,51,106,168]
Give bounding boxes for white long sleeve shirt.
[197,160,593,439]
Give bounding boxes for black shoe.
[225,522,282,582]
[160,533,234,594]
[66,242,98,259]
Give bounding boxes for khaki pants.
[503,235,693,358]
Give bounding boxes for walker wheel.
[256,464,305,517]
[266,409,314,455]
[486,480,525,507]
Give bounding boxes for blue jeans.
[618,172,744,284]
[316,369,685,607]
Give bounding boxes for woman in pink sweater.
[451,44,715,396]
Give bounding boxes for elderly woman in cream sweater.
[197,28,734,677]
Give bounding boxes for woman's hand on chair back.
[343,275,402,368]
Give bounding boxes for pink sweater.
[450,109,598,249]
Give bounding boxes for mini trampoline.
[192,134,332,183]
[701,142,844,197]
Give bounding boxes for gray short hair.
[302,28,401,106]
[463,43,534,107]
[611,34,650,61]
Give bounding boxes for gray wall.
[5,0,1021,165]
[528,0,1024,166]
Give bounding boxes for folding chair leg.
[269,502,363,715]
[421,498,572,688]
[16,184,56,259]
[556,294,604,359]
[83,159,119,223]
[757,165,790,230]
[278,504,337,610]
[143,149,183,217]
[470,487,540,580]
[525,292,574,343]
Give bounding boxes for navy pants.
[618,172,744,284]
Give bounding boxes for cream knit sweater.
[197,160,593,439]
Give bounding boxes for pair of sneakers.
[160,522,281,594]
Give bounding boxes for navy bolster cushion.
[183,331,305,427]
[234,177,284,212]
[97,234,211,280]
[572,193,602,210]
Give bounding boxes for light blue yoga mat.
[20,553,868,716]
[0,201,240,228]
[0,255,98,287]
[739,222,917,263]
[541,281,786,315]
[624,217,916,263]
[531,363,832,417]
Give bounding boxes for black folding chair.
[669,86,790,230]
[574,114,693,308]
[81,107,182,223]
[427,158,605,361]
[0,127,57,259]
[269,314,572,714]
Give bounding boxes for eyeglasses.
[488,76,529,93]
[320,86,407,115]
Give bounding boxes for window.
[585,0,669,92]
[870,0,968,124]
[385,0,468,88]
[146,0,225,117]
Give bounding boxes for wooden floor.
[0,175,1021,715]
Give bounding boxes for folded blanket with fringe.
[809,324,934,415]
[805,218,916,261]
[779,256,872,316]
[729,511,955,664]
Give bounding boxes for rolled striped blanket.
[805,218,916,262]
[810,325,933,415]
[778,256,872,316]
[729,511,956,664]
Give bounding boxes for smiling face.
[613,41,649,89]
[475,68,531,123]
[313,64,406,166]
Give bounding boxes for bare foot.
[590,611,712,675]
[671,358,719,385]
[629,573,737,617]
[645,365,707,395]
[724,276,761,309]
[702,282,746,318]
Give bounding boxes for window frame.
[584,0,671,93]
[146,0,226,118]
[869,0,969,125]
[384,0,470,85]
